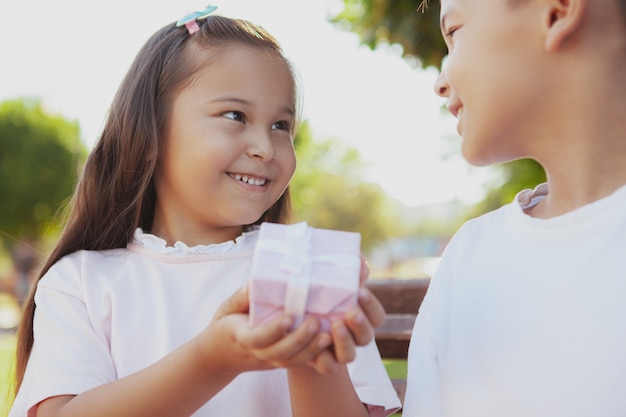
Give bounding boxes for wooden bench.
[365,278,430,406]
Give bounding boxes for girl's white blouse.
[11,228,401,417]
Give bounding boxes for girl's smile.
[151,45,296,246]
[228,173,269,187]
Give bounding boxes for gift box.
[249,222,362,333]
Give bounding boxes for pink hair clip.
[176,5,218,34]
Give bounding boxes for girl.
[9,9,401,417]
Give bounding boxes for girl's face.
[152,45,296,246]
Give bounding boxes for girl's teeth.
[232,174,266,186]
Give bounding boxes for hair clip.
[176,5,218,35]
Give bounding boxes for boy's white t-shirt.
[11,229,401,417]
[404,184,626,417]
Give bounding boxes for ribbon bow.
[176,5,218,35]
[279,223,313,326]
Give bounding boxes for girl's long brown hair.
[14,15,296,393]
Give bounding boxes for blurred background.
[0,1,545,411]
[0,0,547,315]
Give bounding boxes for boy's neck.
[524,16,626,219]
[526,140,626,218]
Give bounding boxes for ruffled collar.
[130,227,259,256]
[517,182,549,211]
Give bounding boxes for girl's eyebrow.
[212,96,295,116]
[211,96,251,106]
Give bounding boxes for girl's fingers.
[215,282,383,370]
[243,318,329,366]
[330,320,357,363]
[356,287,385,329]
[358,254,385,329]
[308,348,339,375]
[359,253,369,286]
[287,330,333,367]
[236,314,295,352]
[343,307,375,347]
[213,284,251,320]
[336,288,384,349]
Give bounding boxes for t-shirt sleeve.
[403,280,448,417]
[16,257,116,415]
[347,340,402,417]
[402,222,469,417]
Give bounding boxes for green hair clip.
[176,5,218,34]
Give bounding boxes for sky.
[0,0,490,207]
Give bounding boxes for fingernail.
[318,333,332,348]
[351,310,364,325]
[281,315,294,329]
[334,322,348,336]
[307,320,319,334]
[358,288,371,302]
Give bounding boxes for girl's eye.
[223,111,245,123]
[272,120,292,132]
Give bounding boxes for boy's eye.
[223,111,245,123]
[445,26,459,39]
[272,120,292,132]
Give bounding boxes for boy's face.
[435,0,547,166]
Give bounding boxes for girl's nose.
[434,68,450,98]
[247,131,275,160]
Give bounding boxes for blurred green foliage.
[0,99,87,249]
[292,122,401,251]
[466,159,547,219]
[332,0,446,69]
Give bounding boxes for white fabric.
[404,183,626,417]
[11,228,400,417]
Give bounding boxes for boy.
[404,0,626,415]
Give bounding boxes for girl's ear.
[544,0,586,51]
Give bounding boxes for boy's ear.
[543,0,586,51]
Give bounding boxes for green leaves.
[0,99,87,247]
[332,0,447,69]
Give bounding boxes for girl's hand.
[354,253,386,331]
[198,284,333,376]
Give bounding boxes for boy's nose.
[434,69,450,98]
